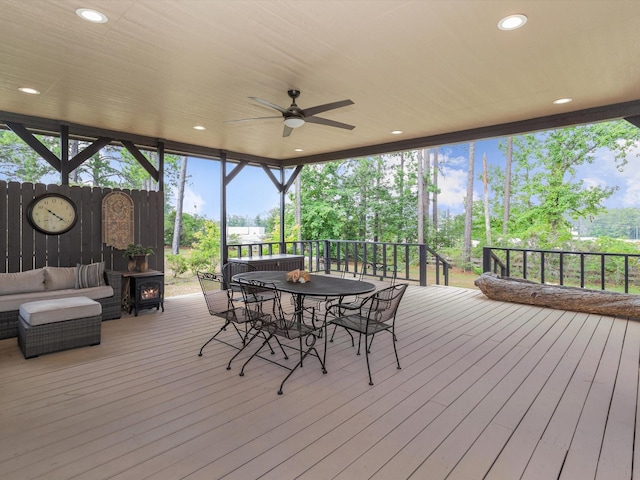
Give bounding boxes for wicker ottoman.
[18,297,102,359]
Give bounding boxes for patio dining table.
[232,270,376,313]
[231,270,376,393]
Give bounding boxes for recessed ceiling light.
[391,130,403,135]
[18,87,40,95]
[76,8,108,23]
[193,125,206,130]
[294,148,304,152]
[498,14,527,31]
[553,97,573,105]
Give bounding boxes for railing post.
[324,240,331,274]
[419,244,427,286]
[482,247,492,273]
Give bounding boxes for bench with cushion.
[0,262,121,340]
[18,296,103,358]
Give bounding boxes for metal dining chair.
[325,283,408,386]
[196,271,249,355]
[328,262,397,343]
[222,262,276,304]
[233,279,327,395]
[197,271,279,358]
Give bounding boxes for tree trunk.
[295,173,302,241]
[502,136,512,235]
[463,142,475,267]
[432,148,438,238]
[397,152,405,243]
[475,272,640,318]
[424,149,430,238]
[172,156,188,254]
[417,149,424,243]
[482,152,491,244]
[71,140,79,183]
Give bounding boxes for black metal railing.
[225,239,450,287]
[482,246,640,294]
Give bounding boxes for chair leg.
[323,322,328,368]
[364,336,374,386]
[226,328,262,370]
[277,342,326,395]
[198,320,230,356]
[330,323,355,347]
[367,333,375,353]
[239,333,274,377]
[329,324,337,342]
[392,328,401,370]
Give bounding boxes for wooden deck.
[1,285,639,480]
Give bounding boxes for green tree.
[0,131,57,182]
[189,219,222,273]
[494,121,640,247]
[164,209,208,246]
[297,162,350,240]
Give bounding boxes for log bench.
[474,272,640,319]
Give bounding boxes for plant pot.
[128,254,149,273]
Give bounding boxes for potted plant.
[123,243,154,272]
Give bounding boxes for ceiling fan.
[226,89,355,137]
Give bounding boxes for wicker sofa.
[0,264,121,340]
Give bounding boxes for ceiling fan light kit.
[229,89,354,137]
[284,117,305,128]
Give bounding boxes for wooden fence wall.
[0,181,164,273]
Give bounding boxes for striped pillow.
[75,262,106,289]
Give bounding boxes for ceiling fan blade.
[305,116,355,130]
[250,96,288,113]
[283,125,293,137]
[224,116,281,124]
[302,99,354,117]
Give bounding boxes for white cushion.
[44,266,77,290]
[0,269,45,295]
[19,297,102,326]
[0,286,114,313]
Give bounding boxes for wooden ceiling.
[1,0,640,167]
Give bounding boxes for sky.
[171,135,640,221]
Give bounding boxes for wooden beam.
[224,160,248,187]
[261,164,283,192]
[5,121,60,171]
[283,165,303,194]
[3,99,640,170]
[625,115,640,129]
[283,99,640,166]
[68,137,113,172]
[121,140,159,182]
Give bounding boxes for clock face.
[27,193,78,235]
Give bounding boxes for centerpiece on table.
[286,269,311,283]
[123,243,154,273]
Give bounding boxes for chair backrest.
[197,271,233,316]
[221,262,257,290]
[237,279,275,322]
[363,283,407,324]
[358,261,397,285]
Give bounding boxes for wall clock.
[27,193,78,235]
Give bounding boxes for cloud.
[181,188,206,215]
[576,142,640,208]
[422,148,480,214]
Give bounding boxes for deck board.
[0,285,638,480]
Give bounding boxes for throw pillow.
[44,266,77,290]
[75,262,106,289]
[0,268,45,295]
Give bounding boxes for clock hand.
[46,208,69,224]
